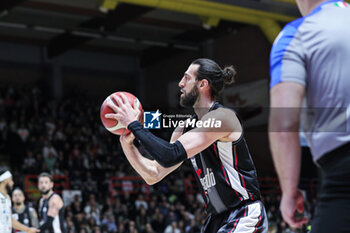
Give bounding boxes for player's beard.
[180,85,199,108]
[40,189,50,195]
[5,183,12,194]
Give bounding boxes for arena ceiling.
[0,0,300,65]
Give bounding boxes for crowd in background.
[0,86,316,233]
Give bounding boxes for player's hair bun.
[222,66,236,85]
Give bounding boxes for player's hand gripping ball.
[100,92,143,135]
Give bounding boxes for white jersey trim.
[52,215,62,233]
[234,202,263,233]
[217,141,249,200]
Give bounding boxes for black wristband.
[127,121,187,168]
[133,139,155,160]
[128,120,143,132]
[39,216,54,230]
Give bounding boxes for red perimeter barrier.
[109,176,150,202]
[24,175,69,200]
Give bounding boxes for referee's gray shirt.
[270,0,350,162]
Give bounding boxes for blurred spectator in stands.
[78,228,87,233]
[84,194,101,224]
[135,194,148,210]
[159,195,169,218]
[42,141,58,158]
[92,226,102,233]
[164,221,180,233]
[135,205,149,232]
[66,216,76,233]
[87,216,98,232]
[165,211,178,226]
[70,171,83,190]
[71,194,84,215]
[145,223,155,233]
[128,220,138,233]
[0,117,7,131]
[73,212,86,232]
[101,213,117,233]
[112,197,122,219]
[86,205,101,226]
[102,203,113,223]
[118,221,126,233]
[51,161,64,175]
[121,192,134,211]
[151,212,166,233]
[44,152,57,171]
[17,123,29,142]
[83,178,98,197]
[22,151,37,173]
[185,219,201,233]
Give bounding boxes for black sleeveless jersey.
[38,193,66,233]
[184,102,261,215]
[12,206,32,232]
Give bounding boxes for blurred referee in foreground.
[269,0,350,232]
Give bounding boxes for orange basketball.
[100,92,143,135]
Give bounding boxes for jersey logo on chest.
[199,168,216,191]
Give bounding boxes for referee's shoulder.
[279,17,305,38]
[272,17,305,51]
[286,17,304,29]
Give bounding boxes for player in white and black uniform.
[38,173,66,233]
[107,58,268,232]
[12,188,39,233]
[0,169,39,233]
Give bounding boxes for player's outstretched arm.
[12,216,40,233]
[120,125,184,185]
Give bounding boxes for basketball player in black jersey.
[106,58,268,233]
[37,173,66,233]
[12,188,39,232]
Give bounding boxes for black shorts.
[311,143,350,233]
[201,200,268,233]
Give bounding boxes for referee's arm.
[269,23,309,228]
[269,83,304,199]
[269,82,307,228]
